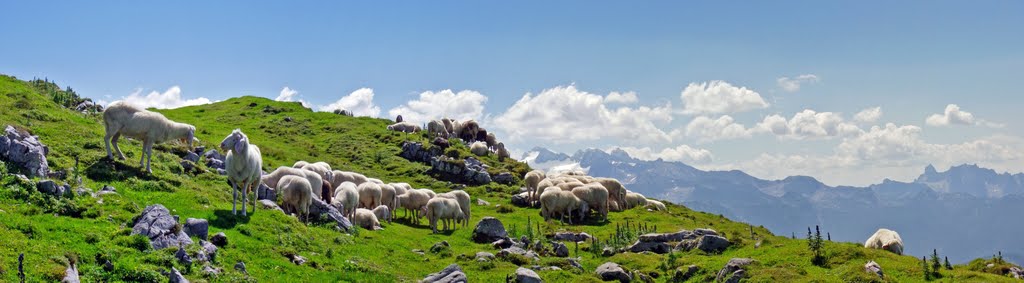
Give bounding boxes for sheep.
[469,141,489,156]
[422,197,465,234]
[221,129,263,216]
[475,129,488,143]
[390,182,411,197]
[301,163,334,201]
[331,181,359,219]
[524,170,546,205]
[417,188,437,199]
[277,175,313,222]
[368,178,384,185]
[572,183,609,220]
[438,190,471,227]
[379,183,400,215]
[386,121,421,133]
[608,200,621,213]
[645,199,667,211]
[397,189,431,224]
[102,101,196,173]
[495,142,510,161]
[372,205,392,224]
[540,188,584,224]
[456,119,480,141]
[441,118,455,136]
[353,208,383,230]
[262,166,324,200]
[534,178,555,203]
[357,182,383,209]
[292,161,309,168]
[427,120,448,138]
[485,132,497,148]
[596,177,628,210]
[624,191,647,209]
[330,170,371,187]
[557,181,585,192]
[864,228,904,255]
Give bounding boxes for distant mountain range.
[523,147,1024,264]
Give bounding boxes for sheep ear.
[235,134,247,153]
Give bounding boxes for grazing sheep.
[540,188,584,224]
[524,170,546,205]
[292,161,309,168]
[390,182,411,197]
[262,166,324,200]
[330,170,371,187]
[557,181,585,192]
[475,129,488,143]
[397,190,431,224]
[422,197,465,234]
[596,177,628,210]
[102,101,197,173]
[572,183,609,220]
[417,188,437,199]
[624,191,647,209]
[485,132,497,148]
[379,183,400,213]
[441,118,455,136]
[438,190,471,227]
[608,200,621,213]
[357,182,383,209]
[864,228,904,255]
[353,208,383,230]
[470,141,488,156]
[331,181,359,219]
[645,199,667,211]
[534,178,555,203]
[427,120,448,138]
[367,178,384,185]
[456,120,480,141]
[495,142,510,161]
[221,129,263,216]
[386,121,421,133]
[277,175,313,222]
[372,205,392,224]
[301,163,334,200]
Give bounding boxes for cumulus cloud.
[387,89,488,124]
[113,86,212,109]
[925,104,1003,128]
[776,74,820,92]
[680,81,769,115]
[681,115,752,143]
[492,85,673,145]
[617,145,713,164]
[753,109,862,139]
[605,91,638,104]
[318,88,381,117]
[274,87,311,107]
[853,107,882,123]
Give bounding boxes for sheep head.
[220,129,248,153]
[179,125,196,149]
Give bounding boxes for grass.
[0,73,1020,282]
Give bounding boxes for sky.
[2,1,1023,186]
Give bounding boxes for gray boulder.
[492,238,515,249]
[308,198,353,231]
[0,125,49,178]
[201,265,222,276]
[175,246,193,265]
[184,152,200,163]
[195,240,218,264]
[676,235,730,253]
[864,261,883,278]
[493,172,515,185]
[211,232,228,247]
[499,246,540,261]
[674,265,699,282]
[61,263,79,283]
[553,232,593,242]
[258,199,282,211]
[234,261,247,274]
[595,262,631,282]
[475,252,495,262]
[183,218,209,240]
[511,192,531,207]
[131,204,193,250]
[638,230,695,243]
[627,241,671,254]
[471,217,507,243]
[514,267,543,283]
[165,267,189,283]
[421,263,467,283]
[715,258,753,283]
[37,180,65,197]
[551,241,569,257]
[1009,267,1024,279]
[257,183,275,201]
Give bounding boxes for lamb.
[277,175,313,222]
[624,191,647,209]
[353,208,383,230]
[386,121,421,133]
[427,120,448,138]
[331,181,359,219]
[864,228,904,255]
[397,189,431,224]
[372,205,392,224]
[421,197,465,234]
[524,170,546,205]
[645,199,667,211]
[221,129,263,216]
[469,141,489,156]
[572,183,609,220]
[262,166,324,200]
[102,101,196,173]
[379,183,400,215]
[596,177,628,210]
[438,190,471,227]
[540,188,584,224]
[357,182,383,209]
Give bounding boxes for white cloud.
[853,106,882,123]
[925,104,1003,128]
[682,115,752,143]
[680,81,769,115]
[274,87,311,107]
[753,109,862,139]
[113,86,212,109]
[616,145,713,164]
[318,88,381,117]
[492,85,673,145]
[605,91,638,104]
[776,74,820,92]
[387,89,488,124]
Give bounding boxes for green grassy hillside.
[0,74,1017,282]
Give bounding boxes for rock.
[638,230,695,243]
[492,238,515,249]
[193,146,205,156]
[676,235,730,253]
[602,247,617,257]
[694,228,718,236]
[430,241,450,254]
[175,246,193,265]
[477,198,490,206]
[0,125,50,178]
[201,265,222,276]
[211,232,228,247]
[257,183,276,201]
[283,116,293,122]
[99,184,117,193]
[539,266,561,271]
[234,261,247,274]
[36,180,65,197]
[74,187,93,197]
[715,258,753,283]
[1009,267,1024,279]
[412,249,425,255]
[180,160,199,174]
[102,260,114,272]
[205,159,225,170]
[432,137,450,149]
[183,218,209,240]
[216,168,227,175]
[499,247,540,261]
[493,172,515,185]
[723,270,745,283]
[61,263,79,283]
[513,267,543,283]
[632,270,653,283]
[511,192,531,207]
[471,217,508,243]
[627,241,671,254]
[421,263,467,283]
[333,109,353,116]
[308,198,353,231]
[553,232,592,242]
[165,267,189,283]
[551,241,569,257]
[131,204,193,250]
[197,240,217,263]
[183,151,200,163]
[475,252,495,262]
[864,261,884,278]
[674,265,699,282]
[288,254,307,265]
[532,240,545,253]
[258,199,282,211]
[595,262,631,282]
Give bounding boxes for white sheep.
[596,177,628,211]
[645,199,667,211]
[367,178,384,185]
[379,183,400,214]
[422,197,464,234]
[572,183,609,220]
[386,121,421,133]
[495,142,510,161]
[485,132,497,148]
[524,170,546,204]
[441,118,455,136]
[357,182,383,209]
[864,228,904,255]
[438,190,471,227]
[469,141,488,156]
[292,161,309,168]
[372,205,392,224]
[102,101,196,173]
[534,178,555,203]
[557,181,585,192]
[540,188,584,224]
[390,182,411,197]
[301,163,334,190]
[353,208,383,230]
[262,166,324,200]
[220,129,263,216]
[330,170,371,187]
[417,188,437,199]
[397,189,431,224]
[331,181,359,219]
[277,175,313,222]
[455,120,480,141]
[427,120,448,138]
[624,191,647,209]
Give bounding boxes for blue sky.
[2,1,1022,185]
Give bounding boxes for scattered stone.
[0,125,50,178]
[257,183,276,201]
[196,240,218,264]
[471,217,508,243]
[532,240,545,253]
[216,168,227,175]
[421,263,467,283]
[477,198,490,206]
[493,172,515,185]
[258,199,282,211]
[475,252,495,262]
[183,218,209,240]
[412,249,425,255]
[288,254,307,265]
[499,247,540,261]
[553,232,592,242]
[602,247,616,257]
[551,241,569,257]
[538,266,561,271]
[74,187,93,197]
[595,262,631,282]
[234,261,247,274]
[430,241,451,254]
[492,238,515,249]
[675,265,699,282]
[715,258,753,283]
[180,160,199,174]
[164,267,189,283]
[184,151,200,163]
[283,117,293,122]
[308,198,352,231]
[98,185,117,195]
[864,261,884,278]
[676,235,731,253]
[211,232,228,247]
[511,192,531,207]
[206,159,225,170]
[432,137,450,149]
[131,204,193,250]
[103,260,114,272]
[694,228,718,236]
[627,241,671,254]
[632,270,653,283]
[61,263,79,283]
[723,270,745,283]
[201,265,222,276]
[638,230,695,243]
[567,258,584,271]
[36,180,65,197]
[1009,267,1024,279]
[514,267,543,283]
[175,246,193,265]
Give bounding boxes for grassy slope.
[0,74,1016,282]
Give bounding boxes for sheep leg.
[104,131,114,159]
[111,132,126,160]
[241,180,248,217]
[142,140,154,173]
[231,181,238,215]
